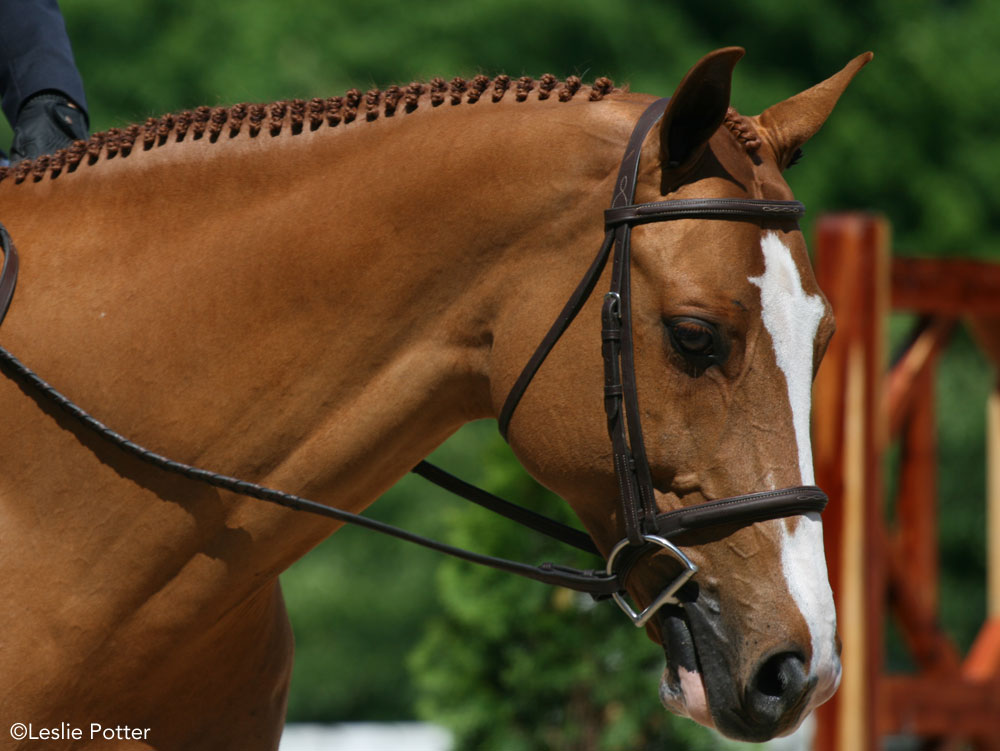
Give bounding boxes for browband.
[604,198,805,227]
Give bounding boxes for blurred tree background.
[4,0,997,747]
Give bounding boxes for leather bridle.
[0,97,826,629]
[494,97,827,625]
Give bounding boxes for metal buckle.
[605,534,698,627]
[603,291,621,318]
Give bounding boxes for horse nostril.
[746,651,812,730]
[755,652,804,697]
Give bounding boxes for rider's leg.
[0,0,89,163]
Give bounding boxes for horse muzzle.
[657,598,840,742]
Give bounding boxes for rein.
[0,97,827,626]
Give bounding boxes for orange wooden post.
[987,383,1000,650]
[964,320,1000,711]
[811,222,1000,749]
[812,214,890,751]
[959,381,1000,750]
[894,350,939,619]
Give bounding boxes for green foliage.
[933,328,991,650]
[277,470,466,721]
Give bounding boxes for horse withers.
[0,48,868,748]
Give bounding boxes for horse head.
[497,48,870,741]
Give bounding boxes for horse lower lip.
[661,608,698,671]
[660,609,716,726]
[661,608,699,680]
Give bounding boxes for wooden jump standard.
[811,214,1000,751]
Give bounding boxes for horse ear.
[660,47,745,169]
[755,52,873,168]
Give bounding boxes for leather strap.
[606,101,667,541]
[411,460,599,555]
[497,231,614,440]
[605,198,805,227]
[499,98,668,444]
[609,99,672,210]
[0,225,19,325]
[0,340,621,596]
[653,485,827,538]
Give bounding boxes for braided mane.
[0,74,620,186]
[723,106,761,154]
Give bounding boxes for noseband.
[495,97,827,626]
[0,97,826,630]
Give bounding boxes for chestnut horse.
[0,48,868,748]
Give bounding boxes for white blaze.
[748,232,839,695]
[748,232,824,485]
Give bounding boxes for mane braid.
[307,98,325,128]
[448,77,466,105]
[0,74,622,185]
[383,87,402,116]
[429,77,447,106]
[289,99,306,132]
[724,106,761,153]
[345,89,363,123]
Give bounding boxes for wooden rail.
[811,214,1000,751]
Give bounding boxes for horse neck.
[262,95,621,506]
[1,92,641,572]
[248,95,639,557]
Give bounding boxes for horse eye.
[666,318,728,370]
[671,321,714,355]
